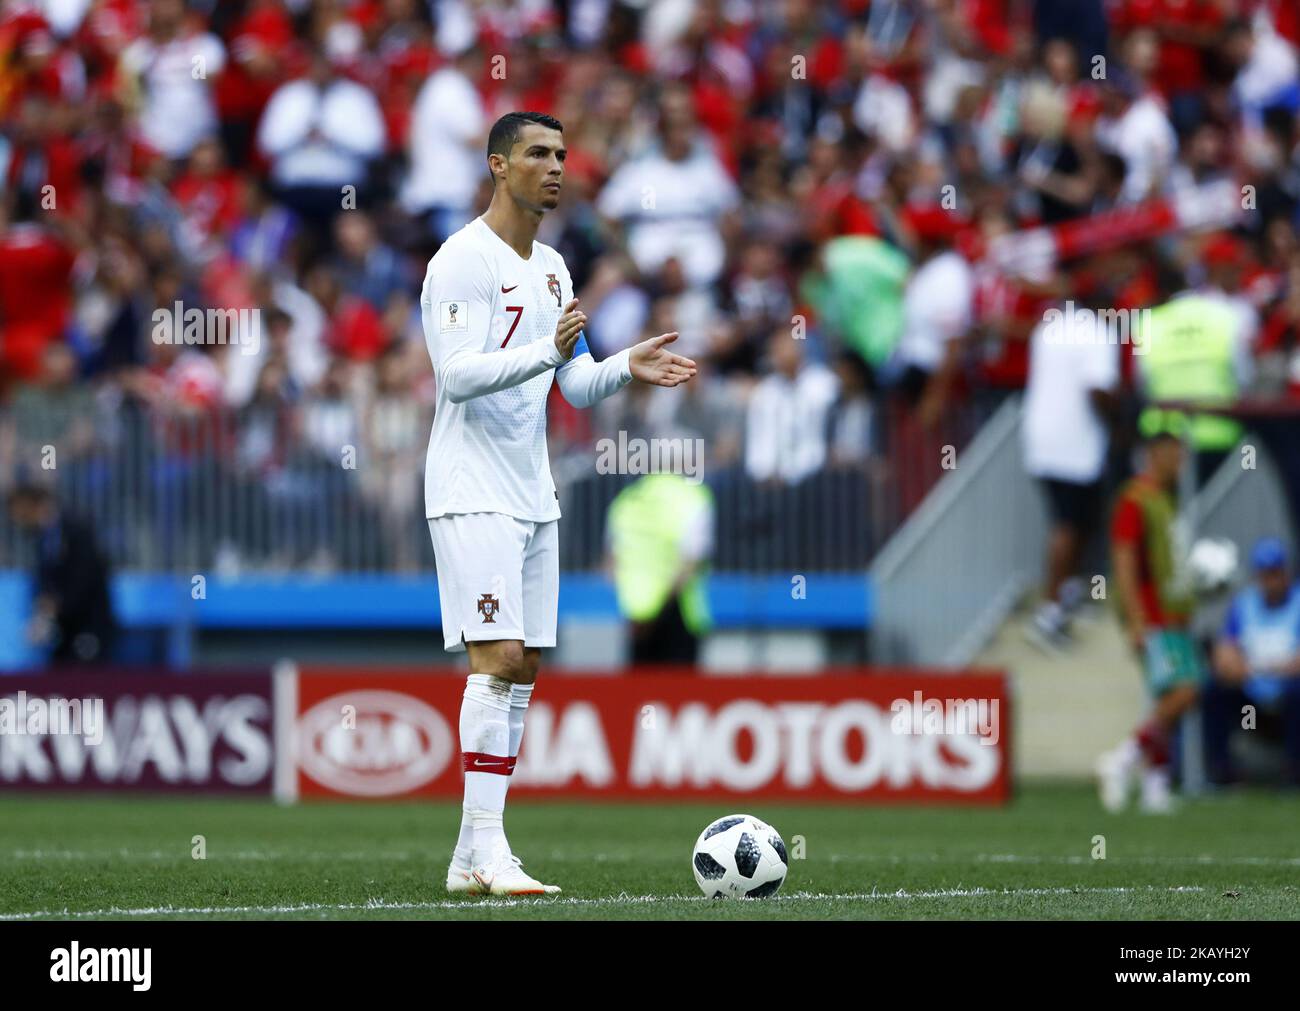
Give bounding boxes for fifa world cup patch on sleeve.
[440,300,468,332]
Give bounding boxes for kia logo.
[298,691,453,796]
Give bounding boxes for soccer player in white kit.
[421,112,697,895]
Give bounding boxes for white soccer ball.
[692,814,788,899]
[1188,537,1239,593]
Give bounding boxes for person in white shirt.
[893,249,974,382]
[119,0,225,160]
[744,329,840,485]
[400,46,486,242]
[889,220,975,426]
[596,87,739,288]
[1095,70,1178,205]
[422,111,697,896]
[256,49,385,226]
[1227,16,1300,113]
[1022,290,1120,649]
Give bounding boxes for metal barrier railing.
[0,396,986,575]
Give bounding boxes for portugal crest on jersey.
[477,593,499,623]
[545,273,562,307]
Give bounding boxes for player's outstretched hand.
[629,332,697,388]
[553,299,586,361]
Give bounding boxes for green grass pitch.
[1,784,1297,920]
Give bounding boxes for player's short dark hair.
[486,112,563,165]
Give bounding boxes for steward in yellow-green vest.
[607,473,713,636]
[1135,294,1241,453]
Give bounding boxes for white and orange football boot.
[446,861,484,895]
[471,845,561,896]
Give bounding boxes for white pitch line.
[829,853,1300,867]
[8,849,383,862]
[976,853,1300,867]
[0,886,1207,921]
[11,848,1300,867]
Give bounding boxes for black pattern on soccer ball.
[770,834,787,866]
[734,831,761,878]
[746,878,783,899]
[694,851,727,880]
[703,816,744,841]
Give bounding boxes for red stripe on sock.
[1136,721,1169,767]
[463,752,517,775]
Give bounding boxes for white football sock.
[1139,765,1174,811]
[490,682,534,824]
[455,674,513,866]
[508,682,533,759]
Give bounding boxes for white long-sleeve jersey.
[421,216,633,521]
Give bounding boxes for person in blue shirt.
[1204,537,1300,786]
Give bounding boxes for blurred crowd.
[2,0,1300,571]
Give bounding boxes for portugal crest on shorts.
[545,273,562,307]
[477,593,499,623]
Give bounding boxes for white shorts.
[427,513,559,653]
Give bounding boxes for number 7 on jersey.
[502,306,524,347]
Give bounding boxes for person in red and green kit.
[1097,410,1203,814]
